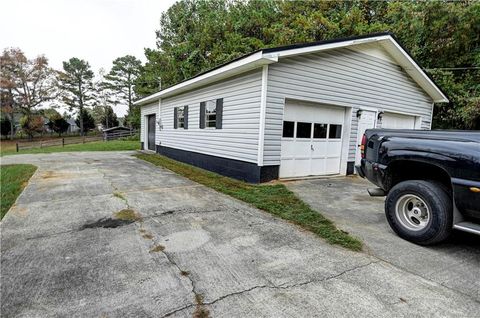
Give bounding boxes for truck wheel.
[385,180,452,245]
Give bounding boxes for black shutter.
[199,102,206,129]
[184,106,188,129]
[216,98,223,129]
[173,107,178,129]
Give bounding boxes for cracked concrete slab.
[1,152,479,317]
[287,177,480,302]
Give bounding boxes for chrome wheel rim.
[395,194,430,231]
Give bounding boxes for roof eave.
[135,33,449,106]
[135,52,277,106]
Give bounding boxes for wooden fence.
[103,129,137,141]
[16,135,104,152]
[15,129,138,152]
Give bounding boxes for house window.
[174,106,188,129]
[200,98,223,129]
[282,121,294,138]
[205,100,216,128]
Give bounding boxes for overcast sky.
[0,0,177,116]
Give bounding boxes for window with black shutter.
[200,98,223,129]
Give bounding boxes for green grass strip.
[0,164,37,219]
[2,140,140,156]
[135,153,362,251]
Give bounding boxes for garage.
[280,100,345,178]
[137,33,448,183]
[382,112,417,129]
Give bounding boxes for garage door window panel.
[313,123,327,139]
[296,122,312,138]
[282,121,295,138]
[329,124,342,139]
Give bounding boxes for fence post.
[62,138,65,147]
[16,143,19,152]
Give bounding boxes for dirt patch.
[10,205,28,217]
[149,244,165,253]
[115,209,142,222]
[193,293,210,318]
[142,233,153,240]
[40,171,72,180]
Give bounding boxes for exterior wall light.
[377,111,384,123]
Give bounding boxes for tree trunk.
[79,106,84,136]
[9,113,14,140]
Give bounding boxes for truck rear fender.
[384,159,452,196]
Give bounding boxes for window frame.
[204,100,217,129]
[174,106,188,129]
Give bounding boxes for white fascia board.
[134,51,277,105]
[274,35,391,58]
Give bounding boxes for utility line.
[424,67,480,71]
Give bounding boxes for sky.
[0,0,177,116]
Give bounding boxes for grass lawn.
[0,164,37,219]
[1,140,140,156]
[135,153,362,251]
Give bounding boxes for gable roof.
[134,32,448,105]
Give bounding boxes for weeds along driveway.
[1,151,479,317]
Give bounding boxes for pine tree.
[105,55,142,128]
[58,58,95,135]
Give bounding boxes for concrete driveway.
[287,177,480,303]
[1,152,479,317]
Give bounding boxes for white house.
[135,33,448,183]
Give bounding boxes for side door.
[147,114,156,151]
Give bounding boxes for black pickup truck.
[356,129,480,245]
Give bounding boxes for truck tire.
[385,180,452,245]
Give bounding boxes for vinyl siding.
[264,47,434,165]
[159,69,262,163]
[140,102,158,143]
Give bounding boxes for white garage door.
[382,112,416,129]
[280,101,345,178]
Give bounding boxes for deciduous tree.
[20,115,44,139]
[1,48,57,139]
